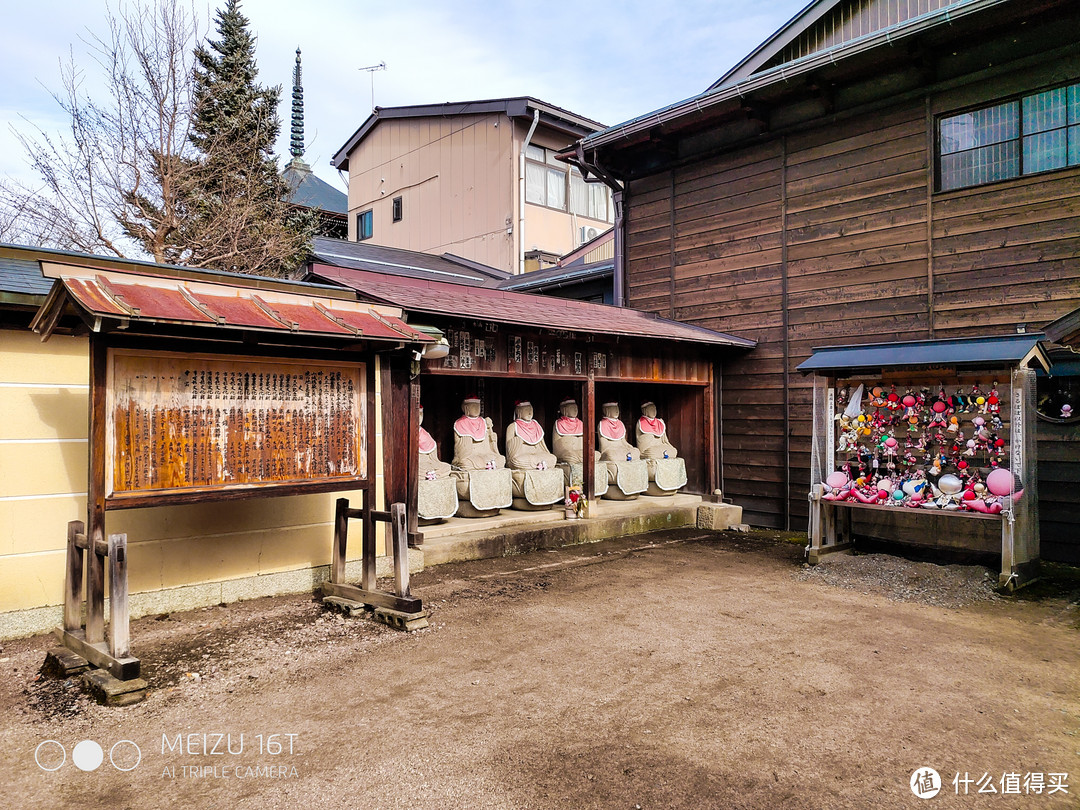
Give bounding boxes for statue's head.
[641,401,657,418]
[560,398,578,418]
[462,396,481,418]
[601,401,620,419]
[514,400,534,422]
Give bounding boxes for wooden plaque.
[106,350,367,501]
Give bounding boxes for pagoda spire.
[289,47,305,160]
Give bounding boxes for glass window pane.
[1069,124,1080,166]
[1024,130,1067,174]
[525,144,544,162]
[940,101,1018,155]
[1023,88,1067,134]
[939,141,1019,191]
[1069,84,1080,123]
[570,172,588,216]
[588,182,607,220]
[546,168,566,210]
[525,162,545,205]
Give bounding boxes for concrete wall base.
[0,549,424,641]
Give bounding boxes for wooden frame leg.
[85,538,106,644]
[361,488,376,592]
[332,497,349,585]
[64,520,85,632]
[108,533,129,659]
[390,502,410,598]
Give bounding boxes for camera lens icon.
[35,740,141,772]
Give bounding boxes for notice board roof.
[308,263,755,349]
[797,335,1051,375]
[31,263,432,345]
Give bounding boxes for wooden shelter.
[30,260,432,679]
[305,263,755,543]
[799,335,1049,586]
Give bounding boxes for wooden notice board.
[106,349,367,504]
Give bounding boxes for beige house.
[331,97,614,275]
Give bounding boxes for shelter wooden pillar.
[86,337,107,644]
[382,353,421,545]
[583,374,596,504]
[705,363,717,495]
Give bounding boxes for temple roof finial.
[290,47,304,160]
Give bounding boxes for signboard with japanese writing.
[106,350,366,499]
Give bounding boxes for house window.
[357,209,373,241]
[938,81,1080,191]
[527,146,614,222]
[392,196,403,223]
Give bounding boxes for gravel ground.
[1,528,1077,810]
[795,552,1001,608]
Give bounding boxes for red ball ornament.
[902,395,916,407]
[988,395,998,405]
[962,490,976,501]
[957,460,968,470]
[994,438,1005,448]
[932,401,948,413]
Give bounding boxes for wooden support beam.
[64,521,85,632]
[55,628,140,681]
[361,487,376,592]
[320,582,422,615]
[406,372,421,544]
[583,375,596,505]
[390,502,410,598]
[704,365,717,495]
[86,337,107,644]
[332,498,348,585]
[108,533,129,659]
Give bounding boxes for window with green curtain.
[938,80,1080,191]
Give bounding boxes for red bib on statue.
[638,416,666,436]
[418,427,437,454]
[513,419,544,445]
[454,415,487,441]
[599,418,626,441]
[555,416,583,436]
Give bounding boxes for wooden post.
[361,486,377,592]
[64,520,85,632]
[332,497,349,585]
[390,502,410,598]
[406,374,421,543]
[108,533,129,659]
[704,365,717,495]
[85,338,107,643]
[583,375,596,506]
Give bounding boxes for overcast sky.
[0,0,807,191]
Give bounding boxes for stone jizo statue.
[505,400,558,470]
[418,405,451,479]
[636,401,679,460]
[452,395,505,471]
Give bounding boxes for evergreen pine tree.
[177,0,313,276]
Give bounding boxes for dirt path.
[1,530,1077,809]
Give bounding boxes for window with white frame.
[938,81,1080,191]
[526,145,614,222]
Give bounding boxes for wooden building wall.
[625,87,1080,551]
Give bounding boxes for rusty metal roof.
[32,265,431,344]
[308,263,755,349]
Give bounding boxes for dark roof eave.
[332,97,607,170]
[577,0,1010,158]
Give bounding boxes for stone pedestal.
[645,458,688,496]
[511,467,565,511]
[453,468,513,518]
[603,459,649,499]
[418,476,458,523]
[557,461,609,498]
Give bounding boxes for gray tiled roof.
[0,256,51,297]
[283,162,348,215]
[310,237,509,286]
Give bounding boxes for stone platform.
[419,494,706,566]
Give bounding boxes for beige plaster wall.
[0,328,397,638]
